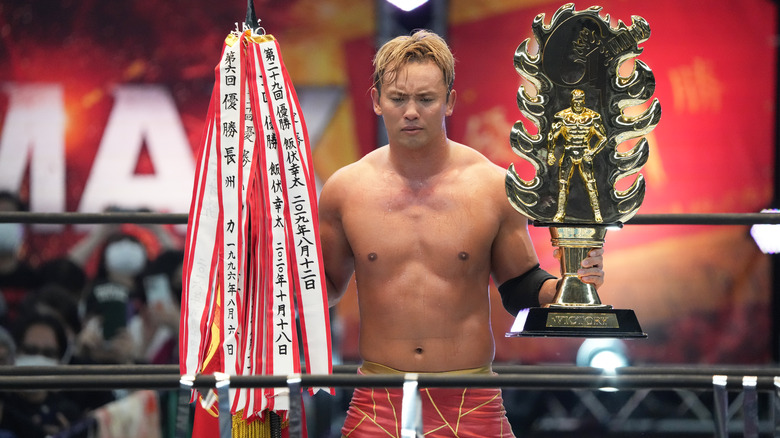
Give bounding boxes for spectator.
[13,313,68,367]
[1,314,82,438]
[146,249,183,304]
[131,249,183,364]
[0,191,40,327]
[79,233,149,364]
[20,286,118,415]
[68,216,180,365]
[18,285,82,362]
[37,257,88,304]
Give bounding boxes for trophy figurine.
[505,4,661,337]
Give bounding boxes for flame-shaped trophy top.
[506,4,661,224]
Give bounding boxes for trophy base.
[506,307,647,338]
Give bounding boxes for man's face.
[371,60,455,150]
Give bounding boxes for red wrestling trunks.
[341,361,515,437]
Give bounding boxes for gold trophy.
[505,4,660,337]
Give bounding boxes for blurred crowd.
[0,191,185,438]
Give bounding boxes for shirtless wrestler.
[318,30,605,437]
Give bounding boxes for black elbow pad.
[498,264,556,316]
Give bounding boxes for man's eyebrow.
[387,90,408,96]
[384,89,438,98]
[405,91,436,97]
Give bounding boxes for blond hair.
[372,30,455,95]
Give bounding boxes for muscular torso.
[321,143,537,372]
[320,141,544,372]
[347,164,498,371]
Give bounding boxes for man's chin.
[395,135,429,150]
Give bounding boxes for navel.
[458,251,469,261]
[415,347,424,355]
[367,252,378,262]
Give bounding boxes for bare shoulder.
[452,141,504,172]
[319,148,385,209]
[451,142,511,206]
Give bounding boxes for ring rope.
[2,365,780,391]
[5,364,780,377]
[0,212,778,225]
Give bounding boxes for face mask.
[0,223,24,254]
[15,354,59,367]
[105,240,146,277]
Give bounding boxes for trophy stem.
[506,223,645,338]
[547,225,610,308]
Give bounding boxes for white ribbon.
[181,29,333,422]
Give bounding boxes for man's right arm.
[318,170,356,307]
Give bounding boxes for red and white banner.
[180,29,333,423]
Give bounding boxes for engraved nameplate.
[546,312,619,328]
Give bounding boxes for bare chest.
[341,181,498,264]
